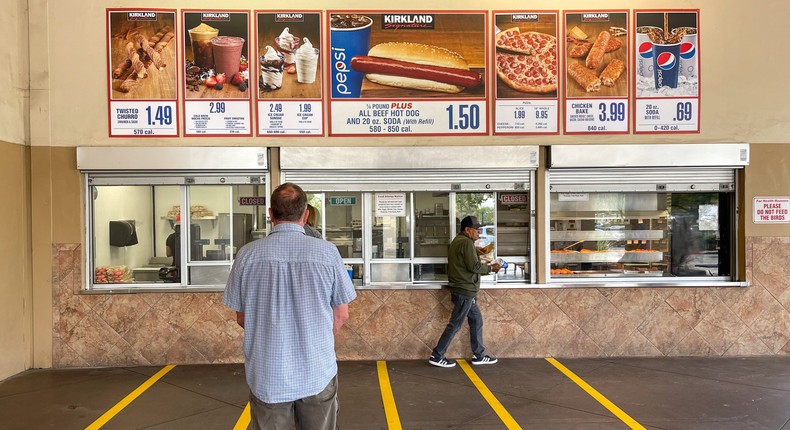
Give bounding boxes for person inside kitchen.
[305,204,322,238]
[165,215,181,267]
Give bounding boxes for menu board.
[327,11,488,136]
[106,9,179,137]
[633,10,700,133]
[493,12,560,135]
[563,10,630,134]
[256,11,324,136]
[182,10,252,136]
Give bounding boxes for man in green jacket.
[429,216,501,368]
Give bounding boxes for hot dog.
[350,42,482,93]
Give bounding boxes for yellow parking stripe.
[376,361,403,430]
[233,402,251,430]
[546,357,646,430]
[458,360,522,430]
[84,364,176,430]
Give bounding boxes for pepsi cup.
[329,15,372,98]
[652,42,681,89]
[679,31,698,79]
[636,26,660,78]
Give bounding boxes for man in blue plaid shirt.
[224,183,357,429]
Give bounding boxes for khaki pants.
[249,375,338,430]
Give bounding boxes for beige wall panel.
[745,144,790,237]
[50,148,82,244]
[0,0,28,145]
[0,141,32,379]
[30,147,53,368]
[36,0,790,147]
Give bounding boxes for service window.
[87,176,268,290]
[371,192,412,282]
[455,192,531,283]
[415,192,450,283]
[549,191,733,280]
[309,192,365,285]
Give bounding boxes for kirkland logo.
[201,13,230,21]
[127,12,157,21]
[511,14,539,22]
[383,14,434,30]
[582,13,610,22]
[276,13,304,22]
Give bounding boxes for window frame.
[83,172,269,293]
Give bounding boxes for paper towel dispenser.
[109,220,139,247]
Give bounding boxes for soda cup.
[678,29,698,79]
[652,42,681,89]
[494,258,508,270]
[636,26,660,78]
[329,15,373,98]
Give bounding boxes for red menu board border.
[632,8,701,135]
[106,8,180,138]
[325,10,490,137]
[254,10,324,137]
[492,10,561,136]
[181,9,253,138]
[562,9,631,135]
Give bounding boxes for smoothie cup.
[211,36,245,77]
[188,23,219,70]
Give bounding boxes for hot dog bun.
[362,42,473,93]
[368,42,469,69]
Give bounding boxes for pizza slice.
[495,27,536,55]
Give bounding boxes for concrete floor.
[1,357,789,429]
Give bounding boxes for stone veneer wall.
[52,237,790,367]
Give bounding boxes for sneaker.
[471,354,498,365]
[429,355,457,368]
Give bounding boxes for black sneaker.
[428,355,457,368]
[471,354,498,365]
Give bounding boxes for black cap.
[460,215,482,230]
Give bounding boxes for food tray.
[551,251,663,263]
[553,270,665,278]
[551,230,664,241]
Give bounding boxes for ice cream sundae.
[275,27,300,64]
[259,45,284,91]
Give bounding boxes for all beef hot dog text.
[350,42,482,93]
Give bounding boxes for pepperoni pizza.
[495,28,558,94]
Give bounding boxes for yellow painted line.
[546,357,646,430]
[85,364,176,430]
[232,402,251,430]
[376,361,403,430]
[458,359,522,430]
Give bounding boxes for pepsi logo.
[680,42,696,60]
[638,41,653,59]
[657,52,676,70]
